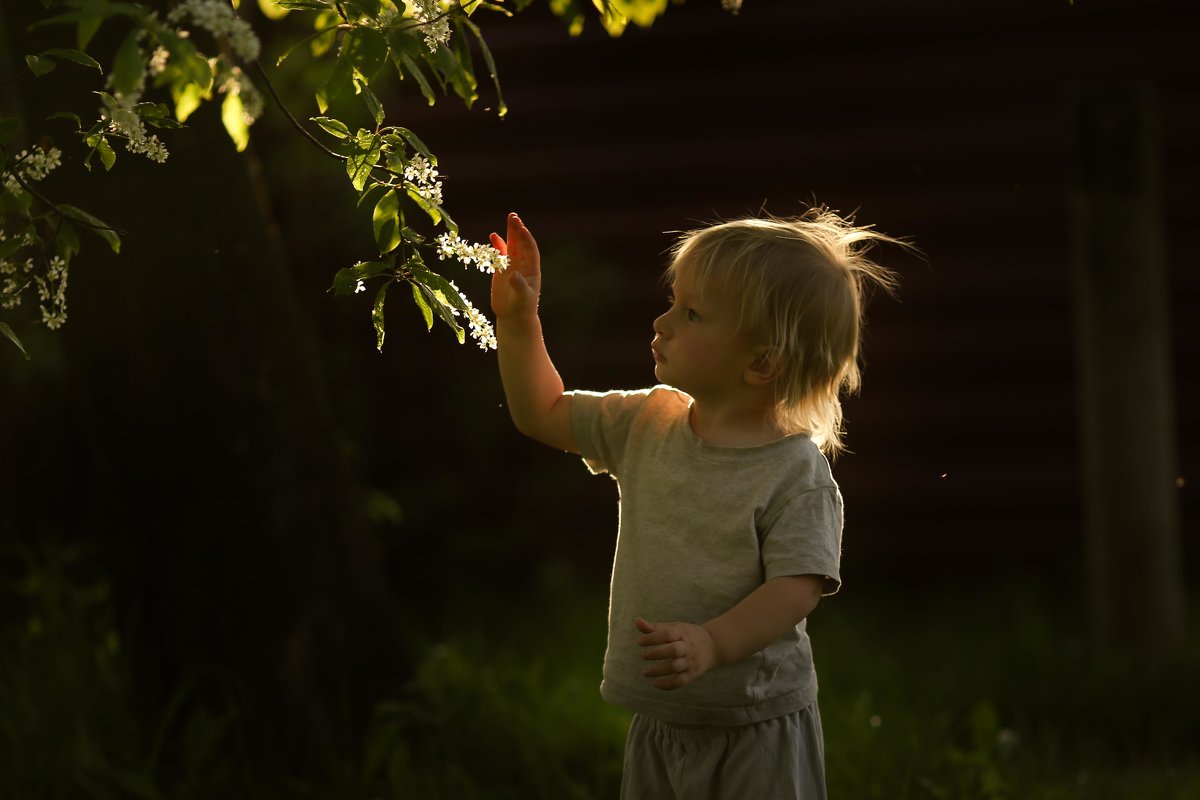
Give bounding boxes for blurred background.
[1,0,1196,797]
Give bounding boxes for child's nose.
[652,311,669,337]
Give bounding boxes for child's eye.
[686,308,700,322]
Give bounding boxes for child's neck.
[687,397,785,448]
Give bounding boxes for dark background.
[1,0,1196,785]
[342,0,1199,590]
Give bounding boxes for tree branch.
[251,59,408,184]
[1,147,128,235]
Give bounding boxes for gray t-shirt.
[569,385,843,727]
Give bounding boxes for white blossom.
[31,256,69,329]
[3,146,63,193]
[168,0,261,62]
[409,0,451,53]
[107,105,169,164]
[148,46,171,75]
[403,154,444,207]
[445,278,496,351]
[355,279,367,293]
[435,233,508,274]
[403,154,438,186]
[462,301,497,350]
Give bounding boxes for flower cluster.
[0,238,32,310]
[107,104,170,163]
[403,154,443,206]
[409,0,451,53]
[435,233,508,274]
[168,0,261,62]
[721,0,743,12]
[148,45,170,76]
[3,146,63,194]
[35,256,69,329]
[446,279,497,351]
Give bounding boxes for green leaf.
[43,47,101,71]
[431,34,478,107]
[344,27,388,79]
[257,0,291,19]
[221,91,250,152]
[97,136,116,171]
[329,259,393,295]
[57,204,120,253]
[409,280,433,331]
[0,322,30,360]
[372,281,389,351]
[389,127,436,165]
[25,55,56,77]
[393,51,436,107]
[85,133,117,171]
[417,283,464,344]
[357,77,385,126]
[0,116,18,144]
[409,262,468,314]
[46,111,83,128]
[173,82,204,123]
[460,17,506,117]
[276,0,330,8]
[356,182,389,209]
[110,29,143,95]
[311,116,350,138]
[54,221,80,261]
[310,11,339,58]
[78,16,103,50]
[135,102,184,129]
[372,189,401,254]
[405,186,441,226]
[346,133,382,192]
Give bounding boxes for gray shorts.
[620,703,827,800]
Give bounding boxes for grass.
[2,547,1198,798]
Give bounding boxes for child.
[489,207,900,799]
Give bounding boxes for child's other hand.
[635,617,716,691]
[489,212,541,320]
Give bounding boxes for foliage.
[0,0,731,359]
[3,546,1199,798]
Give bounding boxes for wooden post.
[1069,85,1186,660]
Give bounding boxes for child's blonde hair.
[666,206,903,457]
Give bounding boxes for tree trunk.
[1068,84,1186,661]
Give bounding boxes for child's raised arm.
[490,213,577,453]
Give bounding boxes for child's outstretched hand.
[635,617,717,691]
[489,212,541,320]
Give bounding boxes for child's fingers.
[642,657,688,678]
[640,642,685,661]
[635,617,656,634]
[489,231,507,256]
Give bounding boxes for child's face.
[651,270,761,402]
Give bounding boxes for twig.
[251,60,408,183]
[1,147,128,235]
[251,59,346,163]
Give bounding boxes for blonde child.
[489,208,900,799]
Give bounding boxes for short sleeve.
[760,486,844,595]
[566,389,653,477]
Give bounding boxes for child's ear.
[745,348,780,386]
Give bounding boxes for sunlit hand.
[636,617,717,691]
[489,212,541,320]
